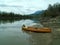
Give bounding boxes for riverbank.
[40,16,60,28]
[39,16,60,45]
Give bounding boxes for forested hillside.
[0,12,33,20]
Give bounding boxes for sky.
[0,0,60,14]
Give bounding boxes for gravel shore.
[40,18,60,45]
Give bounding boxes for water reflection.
[0,19,57,45]
[0,19,18,24]
[0,19,40,24]
[23,31,52,45]
[0,19,39,45]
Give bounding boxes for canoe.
[22,27,51,33]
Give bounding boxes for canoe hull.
[22,27,51,33]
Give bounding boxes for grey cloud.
[0,4,23,7]
[0,4,7,7]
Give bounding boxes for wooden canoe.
[22,27,51,33]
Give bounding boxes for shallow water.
[0,19,60,45]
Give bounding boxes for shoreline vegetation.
[0,12,33,20]
[0,12,33,23]
[31,3,60,28]
[40,3,60,28]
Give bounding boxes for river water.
[0,19,60,45]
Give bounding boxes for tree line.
[40,3,60,18]
[0,12,33,20]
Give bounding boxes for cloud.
[0,0,60,14]
[0,4,23,7]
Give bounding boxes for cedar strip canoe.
[22,27,51,33]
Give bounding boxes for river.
[0,19,60,45]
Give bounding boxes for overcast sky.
[0,0,60,14]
